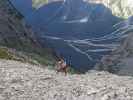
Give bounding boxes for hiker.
[56,58,68,75]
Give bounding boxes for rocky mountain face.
[107,0,133,18]
[0,0,55,65]
[86,0,133,19]
[0,0,36,50]
[33,0,133,18]
[95,31,133,76]
[25,0,124,71]
[10,0,133,72]
[94,14,133,75]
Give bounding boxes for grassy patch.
[0,36,56,66]
[0,48,13,59]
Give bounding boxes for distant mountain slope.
[9,0,133,72]
[25,0,122,71]
[95,29,133,76]
[33,0,133,18]
[0,0,55,65]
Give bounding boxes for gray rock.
[0,60,133,100]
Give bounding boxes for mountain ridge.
[32,0,133,18]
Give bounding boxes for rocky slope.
[0,0,55,65]
[0,59,133,100]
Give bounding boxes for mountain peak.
[32,0,133,18]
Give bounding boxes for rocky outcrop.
[0,0,38,50]
[0,0,55,65]
[87,0,133,18]
[104,0,133,19]
[0,59,133,100]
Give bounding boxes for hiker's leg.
[64,68,67,75]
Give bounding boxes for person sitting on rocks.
[56,58,68,75]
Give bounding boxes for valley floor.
[0,60,133,100]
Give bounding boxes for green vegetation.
[0,39,56,66]
[0,48,13,60]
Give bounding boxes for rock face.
[0,60,133,100]
[86,0,133,18]
[107,0,133,19]
[95,32,133,76]
[33,0,133,18]
[0,0,55,65]
[0,0,37,50]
